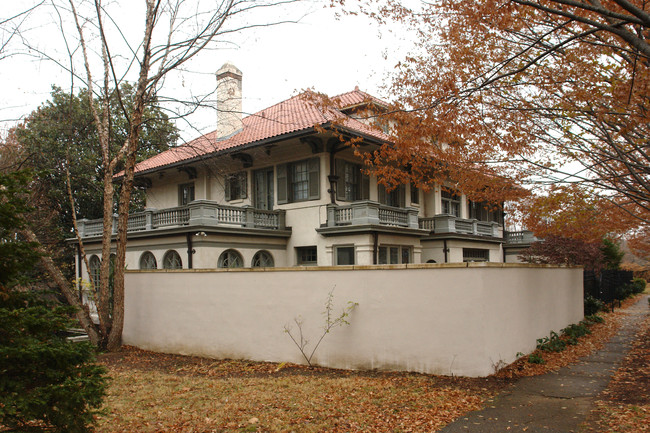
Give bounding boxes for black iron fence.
[584,269,634,305]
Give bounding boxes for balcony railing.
[326,201,420,229]
[77,200,287,238]
[504,230,537,244]
[419,214,501,237]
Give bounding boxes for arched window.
[139,251,157,270]
[88,255,101,290]
[218,249,243,268]
[162,250,182,269]
[251,250,274,268]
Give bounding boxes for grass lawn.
[96,349,505,433]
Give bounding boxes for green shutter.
[399,184,406,207]
[336,159,345,201]
[277,164,288,204]
[308,157,320,200]
[378,184,386,204]
[361,171,370,200]
[240,172,247,199]
[225,176,231,201]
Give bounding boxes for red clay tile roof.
[333,87,390,110]
[132,90,390,175]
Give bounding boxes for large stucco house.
[75,63,529,284]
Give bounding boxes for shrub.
[584,295,604,316]
[536,331,566,352]
[528,353,545,364]
[0,290,107,432]
[562,322,591,345]
[0,290,107,433]
[583,314,604,325]
[631,278,647,295]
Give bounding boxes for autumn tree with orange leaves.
[338,0,650,251]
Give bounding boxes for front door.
[254,168,274,210]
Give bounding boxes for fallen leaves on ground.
[95,295,647,432]
[583,302,650,432]
[96,349,507,433]
[495,296,641,379]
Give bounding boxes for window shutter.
[225,176,231,201]
[240,172,247,199]
[361,172,370,200]
[336,159,345,201]
[378,184,386,205]
[410,182,419,204]
[308,157,320,200]
[399,184,406,208]
[277,164,288,204]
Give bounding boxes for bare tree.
[14,0,301,350]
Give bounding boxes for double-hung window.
[277,158,320,203]
[378,245,412,264]
[225,171,247,201]
[441,190,461,216]
[178,182,195,206]
[335,159,369,201]
[463,248,489,262]
[296,246,318,265]
[378,183,406,208]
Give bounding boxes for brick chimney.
[216,62,243,139]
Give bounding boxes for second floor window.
[226,171,247,201]
[441,190,460,216]
[178,182,195,206]
[336,159,369,201]
[277,158,320,204]
[378,183,405,208]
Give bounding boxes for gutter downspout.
[186,233,194,269]
[443,239,449,263]
[328,145,341,204]
[373,232,379,265]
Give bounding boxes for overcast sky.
[1,0,412,142]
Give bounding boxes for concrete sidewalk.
[439,295,650,433]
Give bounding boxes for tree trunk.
[20,228,101,345]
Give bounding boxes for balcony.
[504,230,537,245]
[325,201,420,228]
[418,214,501,237]
[77,200,288,238]
[317,201,425,236]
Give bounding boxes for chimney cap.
[217,62,242,80]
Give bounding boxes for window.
[163,250,183,269]
[277,158,320,203]
[441,190,461,216]
[410,181,419,205]
[254,168,274,210]
[463,248,489,262]
[378,184,406,208]
[335,159,369,201]
[378,245,411,264]
[178,183,195,206]
[139,251,157,270]
[252,250,274,268]
[469,200,503,224]
[88,255,101,289]
[226,171,247,201]
[292,160,309,201]
[296,246,317,266]
[336,246,355,265]
[218,249,243,268]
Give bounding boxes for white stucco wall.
[123,263,583,377]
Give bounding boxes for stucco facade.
[74,65,531,286]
